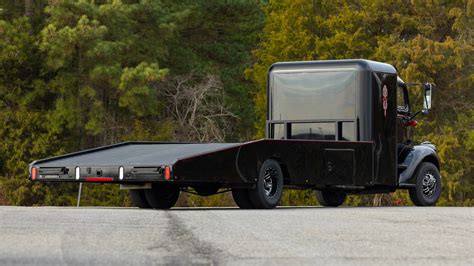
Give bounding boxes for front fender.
[398,142,440,186]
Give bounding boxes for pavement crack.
[163,211,228,265]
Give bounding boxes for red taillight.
[405,120,417,127]
[164,166,171,181]
[31,167,37,180]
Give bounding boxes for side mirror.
[422,83,433,114]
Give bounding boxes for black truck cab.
[266,60,440,205]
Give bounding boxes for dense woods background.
[0,0,472,207]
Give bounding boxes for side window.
[270,122,355,141]
[397,85,408,111]
[289,123,335,140]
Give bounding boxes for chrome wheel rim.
[422,172,437,198]
[263,167,278,197]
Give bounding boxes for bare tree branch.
[161,73,238,142]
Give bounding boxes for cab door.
[372,72,397,186]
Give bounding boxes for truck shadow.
[168,206,344,211]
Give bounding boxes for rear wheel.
[232,189,254,209]
[315,190,346,207]
[129,189,151,209]
[409,162,441,206]
[248,159,284,209]
[144,184,180,209]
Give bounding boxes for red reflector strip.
[164,166,171,181]
[84,177,113,182]
[31,167,37,180]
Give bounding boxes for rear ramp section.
[30,142,240,183]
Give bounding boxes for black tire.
[232,189,254,209]
[409,162,441,206]
[129,189,151,209]
[144,184,180,209]
[315,190,346,207]
[249,159,284,209]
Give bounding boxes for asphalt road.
[0,206,472,265]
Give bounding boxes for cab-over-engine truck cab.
[264,59,441,207]
[29,59,441,209]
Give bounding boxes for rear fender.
[398,142,440,186]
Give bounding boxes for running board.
[398,182,416,188]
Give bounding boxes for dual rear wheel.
[129,189,151,208]
[315,190,346,207]
[129,184,180,209]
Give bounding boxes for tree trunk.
[24,0,33,17]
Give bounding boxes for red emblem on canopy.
[382,85,388,117]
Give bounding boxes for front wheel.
[248,159,284,209]
[409,162,441,206]
[144,184,180,209]
[315,190,346,207]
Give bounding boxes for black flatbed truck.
[30,59,441,208]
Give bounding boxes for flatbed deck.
[30,141,241,184]
[33,142,238,167]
